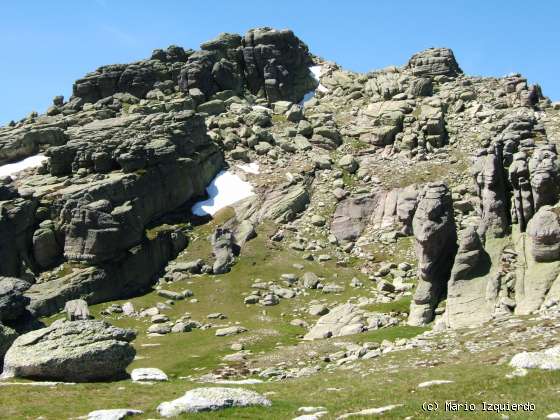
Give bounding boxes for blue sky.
[1,1,559,124]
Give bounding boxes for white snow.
[237,162,260,174]
[310,65,329,93]
[252,105,270,111]
[192,170,254,216]
[301,65,329,105]
[0,154,47,179]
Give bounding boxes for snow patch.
[302,65,329,105]
[237,162,260,174]
[0,154,48,179]
[192,170,254,216]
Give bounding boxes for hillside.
[1,27,560,419]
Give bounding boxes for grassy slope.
[2,221,560,419]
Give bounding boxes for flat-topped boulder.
[2,320,136,382]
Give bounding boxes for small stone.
[311,215,326,227]
[131,368,168,382]
[215,326,247,337]
[309,305,329,316]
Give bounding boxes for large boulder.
[2,320,136,382]
[527,205,560,262]
[303,303,397,340]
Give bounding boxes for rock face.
[157,387,271,417]
[406,48,463,78]
[408,183,457,326]
[25,226,188,317]
[330,185,420,242]
[445,226,501,329]
[1,112,219,316]
[241,28,315,103]
[2,320,136,382]
[472,124,558,237]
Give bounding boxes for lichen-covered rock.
[2,320,136,382]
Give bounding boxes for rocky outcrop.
[330,185,420,242]
[0,127,67,165]
[25,226,187,317]
[72,46,190,105]
[242,28,315,103]
[2,320,136,382]
[303,303,397,340]
[70,28,314,109]
[409,183,457,326]
[405,48,463,78]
